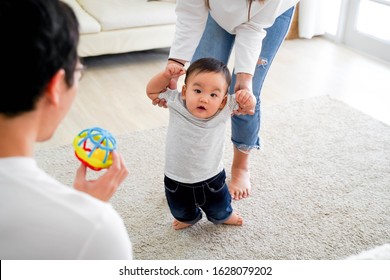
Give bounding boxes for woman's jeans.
[192,7,295,151]
[164,170,233,225]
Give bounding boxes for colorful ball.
[73,127,117,171]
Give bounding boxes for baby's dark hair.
[185,57,231,90]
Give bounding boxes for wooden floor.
[37,37,390,149]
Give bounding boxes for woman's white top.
[169,0,299,75]
[0,157,132,260]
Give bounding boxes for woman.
[154,0,299,200]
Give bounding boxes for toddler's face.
[182,71,228,119]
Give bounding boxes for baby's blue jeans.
[164,170,232,225]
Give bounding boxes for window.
[324,0,390,62]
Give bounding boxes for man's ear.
[219,94,228,109]
[45,69,66,105]
[181,84,187,100]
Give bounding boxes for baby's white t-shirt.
[159,89,238,183]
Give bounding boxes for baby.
[146,57,256,229]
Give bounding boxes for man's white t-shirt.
[0,157,132,260]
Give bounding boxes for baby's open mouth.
[197,106,206,110]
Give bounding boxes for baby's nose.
[200,96,208,103]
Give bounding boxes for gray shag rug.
[35,96,390,260]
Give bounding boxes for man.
[0,0,132,259]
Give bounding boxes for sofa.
[62,0,177,57]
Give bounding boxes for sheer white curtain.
[298,0,326,38]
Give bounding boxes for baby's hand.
[234,89,256,115]
[164,63,186,80]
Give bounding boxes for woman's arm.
[168,0,209,62]
[234,0,297,75]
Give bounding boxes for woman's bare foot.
[230,167,251,200]
[223,212,243,226]
[229,147,251,200]
[172,219,193,230]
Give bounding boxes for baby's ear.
[181,84,187,100]
[219,94,228,109]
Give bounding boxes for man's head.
[0,0,80,117]
[182,57,231,119]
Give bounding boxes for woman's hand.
[152,97,168,108]
[73,151,129,202]
[234,72,255,115]
[234,72,253,93]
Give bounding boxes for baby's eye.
[210,93,218,98]
[194,89,201,94]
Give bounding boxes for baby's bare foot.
[229,167,251,200]
[223,212,243,226]
[172,219,193,230]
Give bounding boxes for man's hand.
[73,151,129,202]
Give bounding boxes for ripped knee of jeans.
[257,57,268,69]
